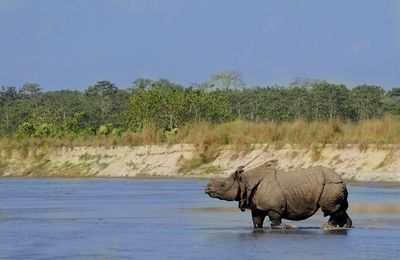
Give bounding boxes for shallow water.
[0,179,399,259]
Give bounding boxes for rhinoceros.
[205,164,352,229]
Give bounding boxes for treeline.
[1,77,400,139]
[0,81,130,138]
[227,83,400,122]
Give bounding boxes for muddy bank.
[1,144,400,182]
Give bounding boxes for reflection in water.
[323,229,349,236]
[249,227,349,236]
[189,202,400,214]
[349,202,400,214]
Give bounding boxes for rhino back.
[319,166,344,184]
[277,167,325,220]
[242,166,274,190]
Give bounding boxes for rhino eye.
[220,183,225,187]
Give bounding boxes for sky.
[0,0,399,90]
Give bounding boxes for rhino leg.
[329,212,352,228]
[267,210,292,229]
[343,213,353,228]
[320,183,352,228]
[322,200,352,228]
[251,209,267,228]
[239,199,247,212]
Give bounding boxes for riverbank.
[1,143,400,182]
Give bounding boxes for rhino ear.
[234,166,245,180]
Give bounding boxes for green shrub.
[111,128,123,137]
[165,128,178,139]
[98,124,112,135]
[34,123,53,137]
[18,122,35,137]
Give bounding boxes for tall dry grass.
[1,116,400,156]
[174,116,400,149]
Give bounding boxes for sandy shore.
[1,143,400,182]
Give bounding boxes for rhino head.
[204,166,244,201]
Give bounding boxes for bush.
[165,128,178,140]
[98,124,112,135]
[111,128,123,137]
[18,122,35,137]
[34,123,53,137]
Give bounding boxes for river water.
[0,179,399,259]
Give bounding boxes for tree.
[287,86,313,120]
[127,80,186,130]
[351,85,384,120]
[258,87,292,121]
[311,83,352,121]
[127,80,231,130]
[210,70,244,91]
[386,88,400,99]
[85,80,129,128]
[0,86,18,133]
[19,83,42,96]
[289,77,327,89]
[132,78,153,90]
[383,88,400,115]
[86,80,118,97]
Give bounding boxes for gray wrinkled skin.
[205,164,352,229]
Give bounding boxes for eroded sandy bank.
[1,144,400,182]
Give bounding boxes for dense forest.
[1,74,400,140]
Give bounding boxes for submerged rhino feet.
[337,212,352,228]
[251,209,267,229]
[321,222,337,230]
[323,212,353,229]
[266,210,293,229]
[270,222,293,229]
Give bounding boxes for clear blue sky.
[0,0,399,90]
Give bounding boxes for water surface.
[0,179,399,259]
